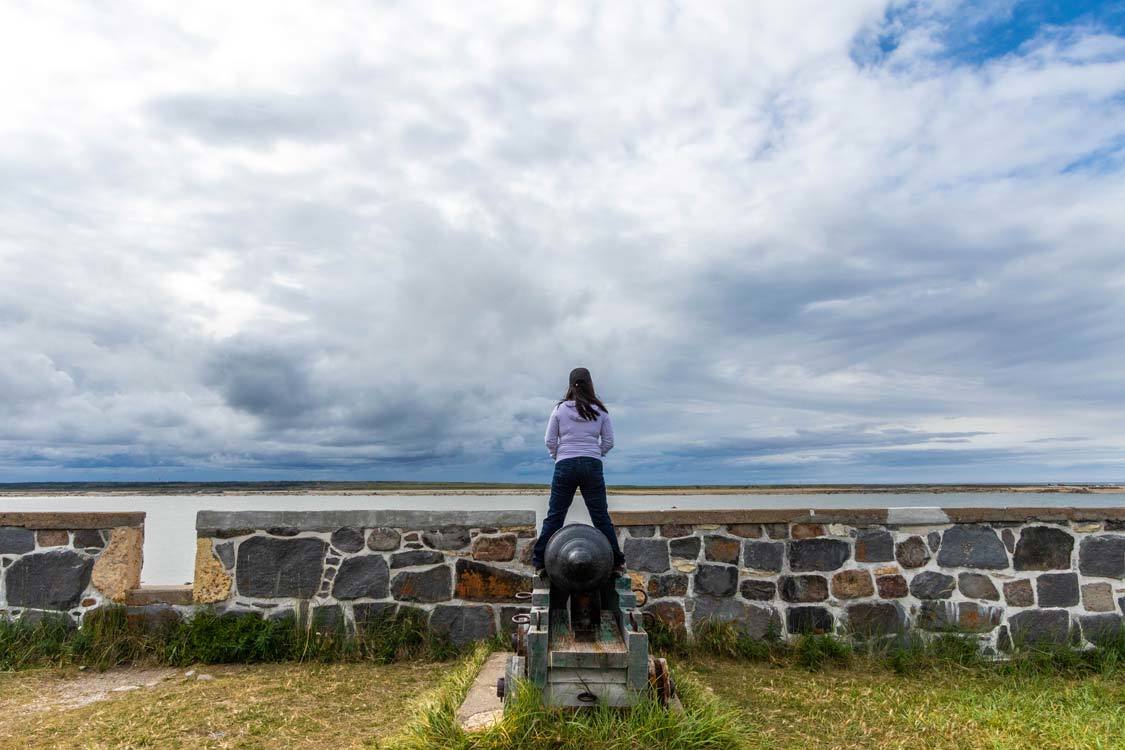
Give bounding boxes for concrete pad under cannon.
[456,652,508,732]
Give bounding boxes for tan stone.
[193,538,232,604]
[1081,582,1115,612]
[91,527,144,602]
[831,569,874,599]
[471,534,517,562]
[791,523,825,539]
[629,572,646,592]
[873,565,900,576]
[36,530,69,547]
[827,524,850,537]
[1072,522,1102,533]
[672,560,697,573]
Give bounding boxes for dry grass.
[0,662,438,750]
[692,658,1125,750]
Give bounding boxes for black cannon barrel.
[544,523,613,592]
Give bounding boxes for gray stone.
[72,530,105,550]
[936,526,1008,569]
[267,527,301,537]
[235,536,327,598]
[1008,609,1070,646]
[1001,528,1016,553]
[367,527,401,551]
[0,528,35,555]
[330,527,366,553]
[847,602,904,637]
[390,565,453,603]
[909,571,956,600]
[693,597,778,639]
[895,536,930,568]
[927,531,941,553]
[311,604,344,633]
[762,523,788,539]
[997,625,1012,652]
[693,564,738,597]
[743,541,784,572]
[958,573,999,600]
[1013,526,1074,571]
[19,609,78,629]
[787,539,850,572]
[916,601,956,631]
[214,541,236,570]
[429,604,496,647]
[739,579,777,600]
[886,507,949,525]
[669,537,701,560]
[779,575,829,603]
[5,550,94,610]
[422,526,471,550]
[787,606,833,634]
[627,526,655,537]
[352,602,397,628]
[499,605,531,637]
[1078,535,1125,579]
[196,509,536,535]
[661,524,694,538]
[1036,573,1079,607]
[390,550,445,568]
[1081,582,1115,612]
[332,555,390,600]
[647,574,688,599]
[1079,613,1123,647]
[957,602,1002,632]
[1003,579,1034,607]
[623,538,669,573]
[854,530,893,562]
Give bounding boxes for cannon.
[497,523,674,708]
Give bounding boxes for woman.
[530,366,625,572]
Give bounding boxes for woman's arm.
[544,406,560,459]
[600,412,614,456]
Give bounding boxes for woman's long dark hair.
[558,367,608,421]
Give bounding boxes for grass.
[0,606,459,671]
[0,662,437,750]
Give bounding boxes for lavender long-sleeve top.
[544,400,614,462]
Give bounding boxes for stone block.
[72,530,105,550]
[661,524,694,538]
[831,570,874,599]
[1081,582,1115,612]
[958,573,999,601]
[214,541,236,570]
[1036,573,1079,607]
[847,602,904,637]
[669,537,701,560]
[1078,535,1125,579]
[454,559,532,601]
[391,565,453,603]
[927,531,941,552]
[36,530,69,547]
[90,526,143,603]
[429,604,496,647]
[471,534,517,562]
[1001,528,1015,553]
[647,574,688,599]
[763,523,789,540]
[877,575,908,599]
[367,527,401,551]
[936,525,1008,569]
[0,528,35,554]
[1008,609,1070,646]
[694,598,779,639]
[624,538,670,573]
[235,536,327,599]
[332,555,390,600]
[791,523,825,539]
[423,526,471,550]
[703,536,740,564]
[894,536,930,568]
[391,550,445,568]
[1013,526,1074,570]
[779,575,828,603]
[353,601,398,629]
[311,604,344,633]
[1078,613,1123,647]
[855,530,893,562]
[727,524,761,539]
[193,538,232,604]
[957,602,1002,632]
[627,526,655,537]
[743,540,784,572]
[909,571,955,600]
[693,564,738,597]
[787,539,850,572]
[646,600,687,635]
[5,550,93,610]
[916,601,955,631]
[1003,579,1034,607]
[787,606,833,635]
[330,527,366,554]
[740,579,777,600]
[267,527,301,537]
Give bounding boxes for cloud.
[1,1,1124,483]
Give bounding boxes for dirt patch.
[6,666,198,714]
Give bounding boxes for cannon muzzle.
[544,523,614,592]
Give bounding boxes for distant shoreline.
[1,481,1123,496]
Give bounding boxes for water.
[3,492,1122,584]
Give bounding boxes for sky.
[2,1,1125,485]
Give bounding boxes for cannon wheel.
[648,657,675,707]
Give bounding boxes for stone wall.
[610,507,1125,651]
[193,509,539,646]
[0,512,145,624]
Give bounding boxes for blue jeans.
[531,456,625,569]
